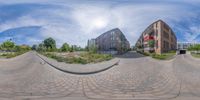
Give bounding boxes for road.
[0,51,199,100]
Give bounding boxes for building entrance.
[179,50,186,54]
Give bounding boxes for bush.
[1,40,15,51]
[42,52,113,64]
[151,51,176,60]
[152,54,166,60]
[70,57,87,64]
[191,52,200,58]
[137,51,150,56]
[0,51,27,58]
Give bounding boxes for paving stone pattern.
[0,51,199,100]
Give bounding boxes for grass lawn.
[191,53,200,58]
[137,50,176,60]
[42,52,113,64]
[151,51,176,60]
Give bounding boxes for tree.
[32,44,38,50]
[188,44,200,51]
[37,43,46,52]
[1,40,15,51]
[69,45,74,52]
[43,37,56,52]
[61,43,70,52]
[15,45,31,52]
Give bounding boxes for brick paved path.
[0,51,199,100]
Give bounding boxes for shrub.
[137,51,150,56]
[152,54,166,60]
[43,52,113,64]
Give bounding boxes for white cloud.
[185,26,200,42]
[69,3,196,46]
[0,16,47,31]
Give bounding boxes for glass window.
[111,31,115,35]
[156,40,158,48]
[163,24,169,31]
[164,31,169,39]
[156,30,158,36]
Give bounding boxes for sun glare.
[93,17,107,28]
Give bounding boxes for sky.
[0,0,200,47]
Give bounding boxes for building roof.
[96,28,120,39]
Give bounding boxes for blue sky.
[0,0,200,47]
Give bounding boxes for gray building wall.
[95,28,130,54]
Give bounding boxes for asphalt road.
[0,51,199,100]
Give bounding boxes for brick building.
[136,20,177,54]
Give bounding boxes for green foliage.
[188,44,200,51]
[148,40,155,48]
[43,37,57,52]
[151,54,167,60]
[137,51,150,56]
[0,41,30,58]
[43,52,113,64]
[37,43,46,52]
[0,40,31,53]
[69,46,74,52]
[15,45,31,52]
[1,40,15,51]
[80,53,112,63]
[0,51,29,58]
[61,43,70,52]
[137,45,142,49]
[151,52,176,60]
[36,38,85,52]
[88,45,97,53]
[67,57,87,64]
[137,50,176,60]
[191,53,200,58]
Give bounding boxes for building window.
[111,37,114,41]
[149,31,154,36]
[163,24,169,31]
[156,40,158,48]
[156,30,158,37]
[163,31,169,39]
[163,41,169,51]
[111,31,115,35]
[155,23,157,28]
[171,37,173,42]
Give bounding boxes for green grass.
[42,52,113,64]
[137,51,150,56]
[137,50,176,60]
[191,53,200,58]
[151,51,176,60]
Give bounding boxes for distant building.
[88,28,130,54]
[87,39,96,48]
[71,45,82,51]
[177,42,200,50]
[135,20,177,54]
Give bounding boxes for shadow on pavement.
[115,51,146,58]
